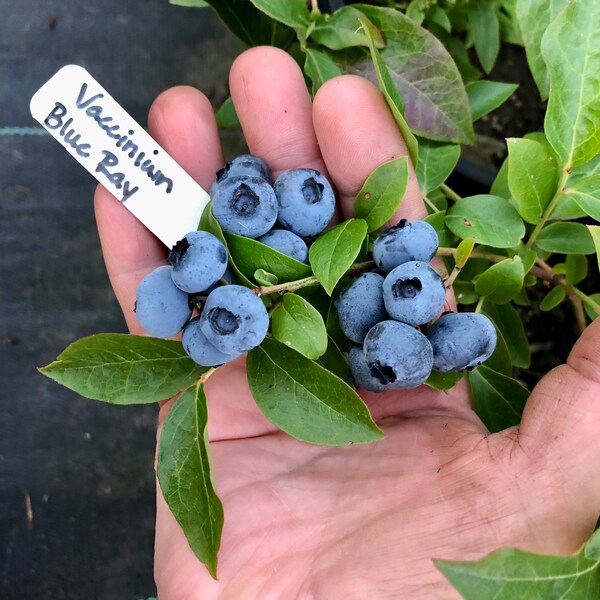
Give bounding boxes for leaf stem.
[525,168,570,249]
[199,368,217,384]
[568,294,587,335]
[309,0,321,18]
[423,194,441,213]
[570,286,600,315]
[254,260,375,296]
[440,183,462,203]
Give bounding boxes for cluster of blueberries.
[336,220,497,392]
[134,154,497,390]
[134,154,335,366]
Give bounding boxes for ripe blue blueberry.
[382,261,446,326]
[257,229,309,263]
[199,285,269,354]
[182,316,241,367]
[348,346,388,393]
[134,265,192,338]
[273,168,335,237]
[373,219,439,272]
[168,231,228,293]
[425,312,497,372]
[334,272,387,343]
[363,320,433,389]
[212,175,278,238]
[210,154,271,198]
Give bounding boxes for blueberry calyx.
[302,178,324,204]
[369,360,397,385]
[392,276,422,299]
[208,307,240,335]
[168,236,191,267]
[231,183,260,216]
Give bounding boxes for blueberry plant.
[40,0,600,596]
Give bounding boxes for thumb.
[518,317,600,512]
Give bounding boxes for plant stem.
[199,368,216,384]
[570,286,600,315]
[568,294,587,335]
[525,168,570,249]
[423,195,440,213]
[440,183,462,203]
[309,0,321,18]
[436,246,506,265]
[254,260,375,296]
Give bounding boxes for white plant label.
[30,64,209,248]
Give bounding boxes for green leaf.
[446,195,525,248]
[569,153,600,185]
[542,0,600,168]
[358,16,419,166]
[202,0,293,47]
[224,232,312,283]
[39,334,205,404]
[254,269,278,286]
[425,370,465,392]
[316,335,352,384]
[584,528,600,560]
[588,225,600,271]
[425,210,455,247]
[468,366,529,433]
[436,538,600,599]
[309,219,368,295]
[583,293,600,321]
[271,293,328,360]
[426,5,452,32]
[355,5,474,144]
[248,0,310,39]
[215,96,240,129]
[466,80,518,122]
[490,158,511,200]
[474,257,524,304]
[468,1,500,74]
[540,286,567,311]
[507,138,561,224]
[415,139,460,196]
[311,7,384,50]
[564,175,600,222]
[247,338,384,445]
[483,325,512,377]
[536,222,596,255]
[157,383,223,579]
[170,0,208,7]
[498,0,523,46]
[565,254,588,285]
[483,301,530,369]
[353,156,409,231]
[304,48,342,94]
[455,238,475,269]
[198,202,254,288]
[516,0,567,100]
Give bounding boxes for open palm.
[94,47,600,599]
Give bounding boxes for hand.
[94,47,600,599]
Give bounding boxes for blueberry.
[273,168,335,237]
[382,261,446,326]
[199,285,269,354]
[182,316,241,367]
[168,231,228,293]
[217,154,271,184]
[425,312,497,372]
[334,273,387,343]
[348,346,389,393]
[363,320,433,389]
[257,229,309,263]
[212,175,278,238]
[134,265,192,338]
[373,219,439,272]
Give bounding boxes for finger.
[518,317,600,514]
[94,86,223,332]
[229,47,327,179]
[313,75,425,223]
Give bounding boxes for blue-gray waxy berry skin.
[182,316,241,367]
[334,273,387,343]
[210,154,272,198]
[348,346,388,393]
[373,219,439,272]
[212,175,278,238]
[363,320,433,389]
[134,266,192,338]
[426,312,497,372]
[168,231,228,293]
[257,229,309,263]
[199,285,269,355]
[382,261,446,326]
[273,168,335,237]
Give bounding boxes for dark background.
[0,2,244,598]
